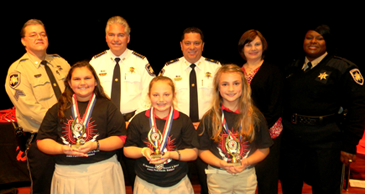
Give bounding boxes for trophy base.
[71,144,82,148]
[151,154,162,159]
[228,162,241,166]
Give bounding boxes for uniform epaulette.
[93,51,107,59]
[165,58,179,66]
[205,58,220,64]
[132,51,145,59]
[49,54,61,58]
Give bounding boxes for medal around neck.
[148,128,163,159]
[69,93,97,148]
[222,108,241,166]
[148,107,174,160]
[225,135,241,166]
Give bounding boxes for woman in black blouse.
[238,29,284,194]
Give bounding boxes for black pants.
[256,133,281,194]
[279,120,342,194]
[26,133,55,194]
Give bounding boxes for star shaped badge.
[318,72,328,80]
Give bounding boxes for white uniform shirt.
[160,56,221,120]
[5,53,71,133]
[90,49,155,115]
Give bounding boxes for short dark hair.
[309,24,333,53]
[237,29,268,61]
[181,27,204,42]
[20,19,45,38]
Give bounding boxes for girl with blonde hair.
[197,64,273,194]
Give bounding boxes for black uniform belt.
[290,113,337,125]
[123,111,136,121]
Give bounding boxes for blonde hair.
[205,64,260,143]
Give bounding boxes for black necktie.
[41,60,61,100]
[189,64,199,122]
[111,58,121,110]
[304,62,312,72]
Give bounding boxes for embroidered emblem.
[205,72,212,79]
[158,68,165,76]
[14,90,26,101]
[9,73,20,89]
[145,64,155,76]
[350,68,364,85]
[318,72,328,80]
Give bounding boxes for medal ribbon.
[221,108,241,142]
[71,93,97,128]
[149,107,174,153]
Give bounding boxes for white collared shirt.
[160,56,221,120]
[302,52,328,70]
[90,49,155,115]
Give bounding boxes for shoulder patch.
[158,69,165,76]
[132,51,145,59]
[145,63,155,76]
[93,51,107,59]
[9,73,21,89]
[350,68,364,85]
[205,58,220,64]
[165,58,179,66]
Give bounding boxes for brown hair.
[237,29,268,61]
[20,19,46,38]
[58,61,108,120]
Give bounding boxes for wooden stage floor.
[7,154,365,194]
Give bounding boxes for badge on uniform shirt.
[318,72,329,80]
[9,73,20,89]
[350,68,364,85]
[205,72,212,79]
[129,67,135,73]
[174,75,182,81]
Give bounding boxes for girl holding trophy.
[124,76,199,194]
[197,64,273,194]
[37,61,126,194]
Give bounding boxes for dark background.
[2,4,363,110]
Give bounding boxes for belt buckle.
[291,113,298,124]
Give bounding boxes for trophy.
[148,127,163,159]
[225,135,241,166]
[71,118,86,148]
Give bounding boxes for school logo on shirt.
[350,68,364,85]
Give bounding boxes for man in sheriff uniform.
[5,19,71,194]
[159,27,221,194]
[280,24,365,194]
[90,16,155,190]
